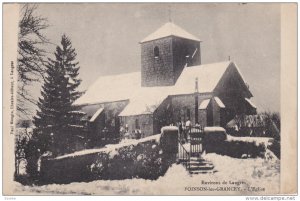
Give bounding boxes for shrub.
[23,129,51,180]
[226,112,280,139]
[268,139,280,159]
[38,134,176,184]
[204,140,266,158]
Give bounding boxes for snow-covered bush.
[39,134,176,184]
[204,136,266,159]
[201,127,271,159]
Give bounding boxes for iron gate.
[189,126,204,157]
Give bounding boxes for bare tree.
[17,4,50,117]
[15,121,31,177]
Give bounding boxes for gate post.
[160,126,179,154]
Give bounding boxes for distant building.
[74,22,256,145]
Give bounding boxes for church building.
[74,22,257,144]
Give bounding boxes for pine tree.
[33,34,84,156]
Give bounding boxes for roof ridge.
[140,22,201,43]
[187,60,232,68]
[96,71,140,78]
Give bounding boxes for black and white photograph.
[2,2,297,196]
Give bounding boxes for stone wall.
[202,127,267,159]
[39,131,178,184]
[153,97,173,134]
[141,36,201,87]
[141,37,174,87]
[198,109,207,127]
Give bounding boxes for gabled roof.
[74,61,251,115]
[140,22,201,43]
[173,61,231,95]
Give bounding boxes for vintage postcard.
[3,3,297,196]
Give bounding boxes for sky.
[33,3,280,113]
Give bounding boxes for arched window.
[154,46,159,58]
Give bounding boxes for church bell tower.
[140,22,202,87]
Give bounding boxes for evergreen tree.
[33,34,84,156]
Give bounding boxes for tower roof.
[140,22,201,43]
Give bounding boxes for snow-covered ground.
[227,135,273,147]
[13,153,280,195]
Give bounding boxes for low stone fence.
[39,128,178,184]
[203,127,270,158]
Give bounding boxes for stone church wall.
[141,37,174,87]
[171,93,212,125]
[198,109,207,127]
[141,36,201,87]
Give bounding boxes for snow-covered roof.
[74,61,233,106]
[140,22,201,43]
[245,98,257,109]
[173,61,231,95]
[74,72,141,105]
[214,97,225,108]
[199,99,210,109]
[74,61,247,117]
[89,107,104,122]
[118,87,170,116]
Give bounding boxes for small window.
[135,119,140,129]
[186,108,191,120]
[154,46,159,58]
